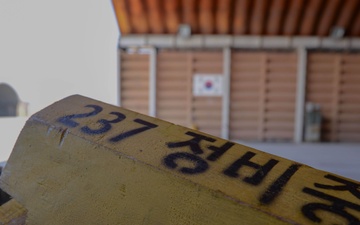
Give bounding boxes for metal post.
[117,40,122,107]
[294,48,307,143]
[149,47,157,117]
[222,48,231,139]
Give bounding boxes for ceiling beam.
[199,0,215,34]
[112,0,132,35]
[283,0,304,35]
[164,0,181,34]
[350,5,360,36]
[216,0,232,34]
[266,0,287,35]
[299,0,323,36]
[182,0,199,34]
[335,0,359,34]
[316,0,342,36]
[146,0,165,34]
[250,0,269,35]
[232,0,251,34]
[129,0,149,34]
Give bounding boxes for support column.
[149,47,157,117]
[294,48,307,143]
[331,55,341,142]
[221,48,231,139]
[186,52,193,128]
[117,42,122,107]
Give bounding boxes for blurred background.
[1,0,359,180]
[0,0,118,161]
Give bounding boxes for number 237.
[57,105,158,142]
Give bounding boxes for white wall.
[0,0,119,160]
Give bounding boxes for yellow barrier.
[0,95,359,224]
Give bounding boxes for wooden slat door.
[339,54,360,141]
[230,52,262,140]
[120,52,149,115]
[230,51,297,141]
[307,52,360,142]
[156,50,223,137]
[156,51,189,127]
[192,51,223,137]
[265,53,297,141]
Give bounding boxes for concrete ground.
[237,142,360,181]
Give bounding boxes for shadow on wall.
[0,83,28,117]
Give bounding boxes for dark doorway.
[0,83,19,117]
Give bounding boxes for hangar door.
[119,50,299,141]
[306,52,360,142]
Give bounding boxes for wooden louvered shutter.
[191,51,223,137]
[340,53,360,142]
[120,52,149,115]
[230,52,262,141]
[307,52,360,142]
[230,51,297,141]
[156,50,223,137]
[265,53,297,141]
[156,51,190,127]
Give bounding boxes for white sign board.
[193,74,223,96]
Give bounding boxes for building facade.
[113,0,360,142]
